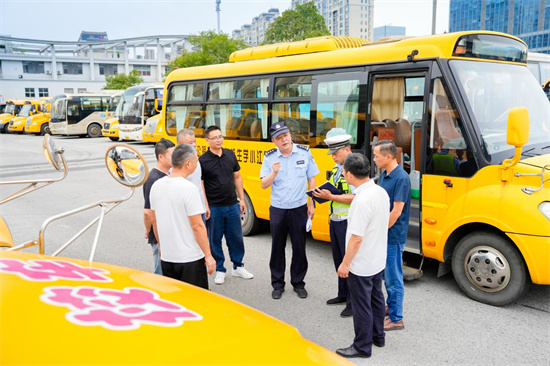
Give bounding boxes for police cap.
[269,122,290,140]
[324,128,352,154]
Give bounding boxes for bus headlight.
[539,202,550,220]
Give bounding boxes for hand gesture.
[272,161,280,174]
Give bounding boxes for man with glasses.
[199,125,254,285]
[260,122,319,299]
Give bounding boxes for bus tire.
[241,192,262,236]
[451,232,529,306]
[87,123,102,138]
[40,123,51,136]
[109,137,119,141]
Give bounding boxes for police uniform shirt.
[260,143,319,209]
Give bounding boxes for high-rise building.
[374,25,406,41]
[232,8,279,46]
[449,0,549,54]
[292,0,374,40]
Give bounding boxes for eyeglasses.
[207,135,224,141]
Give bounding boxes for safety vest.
[433,152,457,175]
[329,165,352,217]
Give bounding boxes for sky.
[0,0,450,41]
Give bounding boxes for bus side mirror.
[105,144,148,187]
[155,98,162,113]
[502,107,529,170]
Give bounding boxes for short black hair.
[343,153,370,179]
[154,138,175,160]
[374,139,398,159]
[171,143,196,168]
[205,125,221,138]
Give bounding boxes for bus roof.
[166,31,527,84]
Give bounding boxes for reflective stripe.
[329,165,351,215]
[330,214,348,221]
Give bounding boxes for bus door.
[420,63,480,263]
[366,65,431,256]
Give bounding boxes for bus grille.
[104,123,110,129]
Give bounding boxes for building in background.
[232,8,279,46]
[449,0,549,54]
[292,0,374,40]
[374,25,406,41]
[0,34,192,99]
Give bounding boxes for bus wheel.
[40,123,51,136]
[241,192,262,236]
[87,123,102,138]
[109,137,119,141]
[451,232,529,306]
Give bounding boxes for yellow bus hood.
[519,155,550,169]
[0,250,351,366]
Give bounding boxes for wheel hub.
[464,246,510,292]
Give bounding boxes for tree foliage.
[103,69,143,90]
[264,1,330,44]
[167,31,247,72]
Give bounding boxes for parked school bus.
[0,136,351,366]
[142,113,164,143]
[24,97,53,135]
[101,93,123,141]
[49,92,119,138]
[7,100,42,133]
[118,84,163,141]
[159,32,550,306]
[0,99,34,133]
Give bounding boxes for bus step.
[403,257,424,281]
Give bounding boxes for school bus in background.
[118,84,163,141]
[49,91,119,138]
[7,100,42,133]
[24,97,53,135]
[0,99,34,133]
[160,32,550,306]
[101,93,123,141]
[142,113,164,143]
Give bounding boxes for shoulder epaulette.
[297,144,310,151]
[264,148,277,157]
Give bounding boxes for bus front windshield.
[5,104,18,115]
[19,104,34,117]
[451,60,550,164]
[50,99,67,122]
[120,90,141,124]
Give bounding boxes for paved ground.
[1,133,549,366]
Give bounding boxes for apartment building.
[232,8,280,46]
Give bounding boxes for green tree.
[167,30,247,72]
[103,69,143,90]
[264,1,330,44]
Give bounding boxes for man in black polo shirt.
[199,125,254,285]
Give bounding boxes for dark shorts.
[161,257,209,290]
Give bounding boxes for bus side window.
[425,79,478,177]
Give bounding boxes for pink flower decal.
[0,259,112,282]
[40,286,203,330]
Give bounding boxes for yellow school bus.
[160,32,550,306]
[142,113,164,143]
[24,97,52,135]
[0,99,35,133]
[8,100,42,133]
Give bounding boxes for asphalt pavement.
[1,133,549,366]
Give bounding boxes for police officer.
[313,128,355,317]
[260,122,319,300]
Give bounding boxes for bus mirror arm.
[407,49,419,61]
[500,107,529,179]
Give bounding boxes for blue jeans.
[384,243,405,322]
[207,203,245,273]
[151,243,162,275]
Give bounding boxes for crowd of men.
[143,121,411,359]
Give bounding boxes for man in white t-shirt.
[335,153,390,359]
[177,128,208,218]
[150,144,216,289]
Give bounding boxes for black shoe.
[326,297,347,305]
[293,287,308,299]
[271,288,284,300]
[335,345,370,358]
[340,306,352,318]
[373,340,385,348]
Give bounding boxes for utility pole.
[431,0,437,35]
[216,0,221,34]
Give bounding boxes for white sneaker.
[214,271,226,285]
[232,266,254,279]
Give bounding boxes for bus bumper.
[50,123,67,135]
[507,233,550,285]
[119,128,142,141]
[102,128,119,138]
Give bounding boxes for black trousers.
[269,205,308,290]
[348,270,385,356]
[330,219,351,308]
[161,257,209,290]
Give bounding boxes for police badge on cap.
[269,122,291,140]
[324,128,352,155]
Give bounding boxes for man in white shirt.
[336,153,390,359]
[150,144,216,289]
[177,128,208,219]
